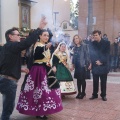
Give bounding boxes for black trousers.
[92,74,107,97]
[77,78,86,94]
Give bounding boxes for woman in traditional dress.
[50,42,76,97]
[17,29,63,119]
[72,35,91,99]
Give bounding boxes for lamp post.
[53,12,59,31]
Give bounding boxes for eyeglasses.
[12,34,20,36]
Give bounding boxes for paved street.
[0,71,120,120]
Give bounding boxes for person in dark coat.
[110,38,120,72]
[0,17,47,120]
[0,43,4,51]
[89,30,110,101]
[72,35,91,99]
[103,34,109,41]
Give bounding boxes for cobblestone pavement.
[0,71,120,120]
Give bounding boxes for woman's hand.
[88,63,92,70]
[21,68,29,74]
[70,64,74,71]
[46,42,52,49]
[52,66,57,73]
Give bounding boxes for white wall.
[1,0,19,43]
[31,0,53,29]
[31,0,78,42]
[31,0,70,29]
[0,0,78,43]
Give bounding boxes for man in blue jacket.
[89,30,110,101]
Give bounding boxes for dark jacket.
[72,43,91,67]
[0,28,41,80]
[110,42,120,56]
[90,39,110,74]
[72,43,91,79]
[0,46,3,51]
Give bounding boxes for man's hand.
[21,68,29,74]
[39,16,47,29]
[96,60,102,66]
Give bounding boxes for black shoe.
[109,69,112,72]
[36,115,48,119]
[113,69,117,72]
[102,97,107,101]
[61,95,65,99]
[76,93,81,99]
[89,96,98,100]
[79,93,86,99]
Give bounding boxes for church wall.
[0,0,77,43]
[79,0,120,42]
[1,0,19,42]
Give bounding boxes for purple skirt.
[17,65,63,116]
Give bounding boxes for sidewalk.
[0,72,120,120]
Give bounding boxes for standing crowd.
[0,16,119,120]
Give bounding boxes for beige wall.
[31,0,70,29]
[1,0,19,43]
[0,0,77,43]
[79,0,120,42]
[78,0,88,39]
[31,0,78,41]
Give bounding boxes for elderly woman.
[72,35,91,99]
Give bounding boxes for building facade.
[0,0,77,43]
[79,0,120,42]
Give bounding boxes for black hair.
[103,34,107,37]
[39,29,48,36]
[47,28,53,42]
[38,29,49,42]
[92,30,101,35]
[5,27,18,42]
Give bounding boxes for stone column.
[78,0,88,38]
[104,0,114,42]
